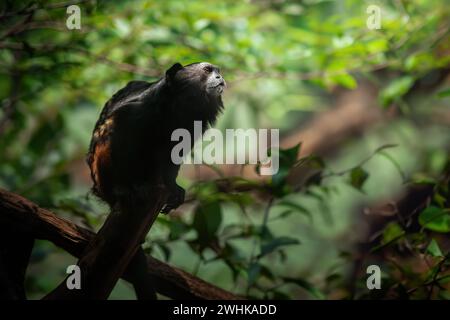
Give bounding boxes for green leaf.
[193,201,222,245]
[439,290,450,300]
[278,200,311,219]
[270,143,302,196]
[259,225,274,241]
[380,76,415,107]
[271,165,290,190]
[156,242,171,261]
[427,239,443,257]
[259,236,300,258]
[283,277,325,300]
[331,73,357,89]
[169,222,189,241]
[437,88,450,98]
[247,262,261,286]
[270,209,294,221]
[405,52,435,72]
[382,222,405,245]
[295,155,326,169]
[259,264,276,281]
[281,143,301,163]
[419,206,450,233]
[349,166,369,191]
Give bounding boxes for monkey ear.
[166,63,183,81]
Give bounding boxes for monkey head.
[165,62,226,97]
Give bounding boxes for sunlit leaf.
[277,200,311,219]
[380,76,415,107]
[330,73,357,89]
[349,166,369,191]
[382,222,405,245]
[259,236,300,258]
[427,239,443,257]
[419,206,450,233]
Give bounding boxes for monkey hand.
[161,184,185,214]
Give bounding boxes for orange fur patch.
[91,140,112,194]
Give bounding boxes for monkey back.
[86,81,151,204]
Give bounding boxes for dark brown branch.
[0,188,240,300]
[44,186,168,299]
[0,229,34,300]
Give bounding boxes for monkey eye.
[203,65,213,73]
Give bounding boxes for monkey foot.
[161,186,185,214]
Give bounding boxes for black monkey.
[87,62,225,213]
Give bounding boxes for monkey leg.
[160,163,185,214]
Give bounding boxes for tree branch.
[44,186,168,299]
[0,229,34,300]
[0,188,241,300]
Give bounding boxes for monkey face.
[200,63,226,96]
[167,62,226,97]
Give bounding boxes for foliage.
[0,0,449,299]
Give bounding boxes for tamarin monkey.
[87,62,226,213]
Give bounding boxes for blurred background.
[0,0,449,299]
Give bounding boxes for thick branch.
[44,187,168,299]
[0,229,34,300]
[0,188,240,300]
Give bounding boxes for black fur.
[87,62,225,212]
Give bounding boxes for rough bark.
[0,188,240,300]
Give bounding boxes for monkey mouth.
[207,81,226,95]
[207,83,225,92]
[216,84,225,93]
[210,82,225,88]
